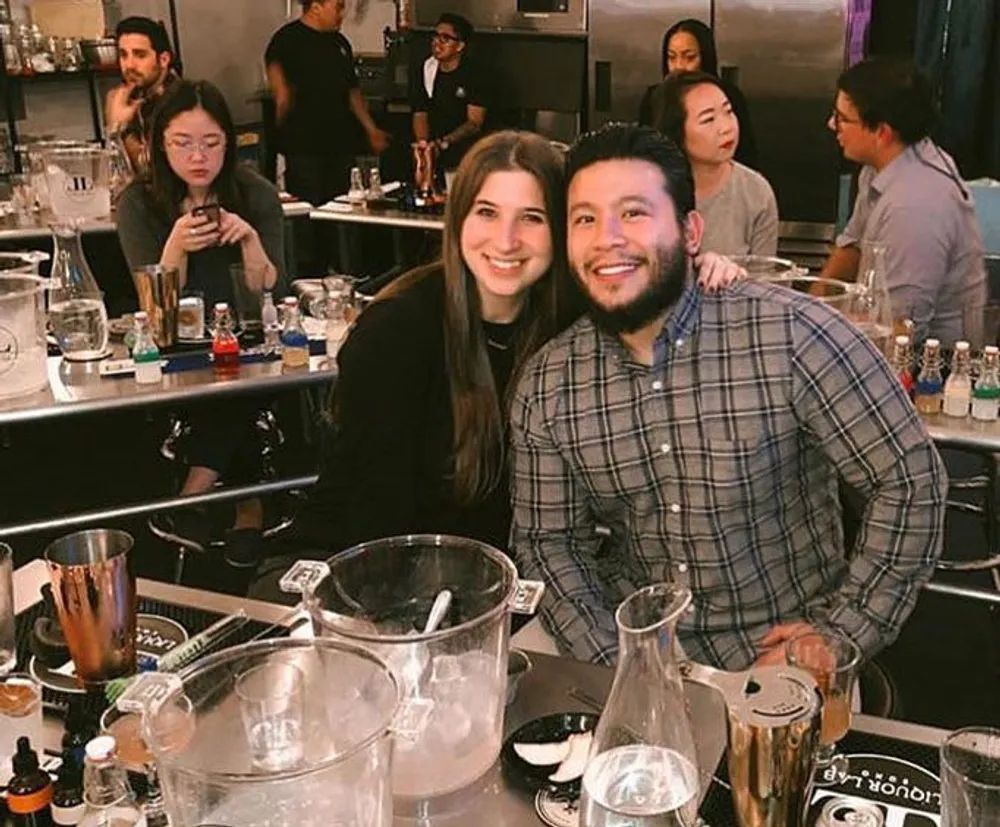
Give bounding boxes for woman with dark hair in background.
[116,79,286,572]
[652,71,777,257]
[639,18,757,168]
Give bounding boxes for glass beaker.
[580,583,700,827]
[142,638,398,827]
[48,223,108,361]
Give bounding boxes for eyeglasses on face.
[830,108,862,128]
[164,136,226,156]
[433,31,460,43]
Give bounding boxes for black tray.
[700,729,941,826]
[16,596,286,712]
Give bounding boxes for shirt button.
[652,380,663,391]
[677,562,688,573]
[670,503,681,514]
[660,443,671,454]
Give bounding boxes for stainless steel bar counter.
[11,560,950,826]
[0,201,314,243]
[0,347,335,427]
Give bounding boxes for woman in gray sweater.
[116,78,286,570]
[651,71,778,259]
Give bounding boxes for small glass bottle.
[211,302,241,376]
[913,338,943,414]
[79,737,141,827]
[889,335,914,397]
[261,290,281,354]
[131,311,161,385]
[51,749,84,827]
[280,297,309,369]
[972,346,1000,422]
[943,341,973,418]
[368,166,383,200]
[8,737,54,827]
[348,166,365,203]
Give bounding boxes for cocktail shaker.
[684,662,822,827]
[44,529,138,689]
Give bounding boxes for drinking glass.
[229,264,264,334]
[0,674,43,782]
[786,628,860,783]
[941,727,1000,826]
[177,290,205,340]
[236,660,305,772]
[0,545,15,676]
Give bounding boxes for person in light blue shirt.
[820,58,987,348]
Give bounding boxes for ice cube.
[383,642,429,697]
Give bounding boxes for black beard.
[577,241,689,336]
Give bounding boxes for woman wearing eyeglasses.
[115,79,287,573]
[116,79,284,308]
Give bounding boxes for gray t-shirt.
[698,162,779,258]
[115,165,287,309]
[836,138,987,347]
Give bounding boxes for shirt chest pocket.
[674,414,793,514]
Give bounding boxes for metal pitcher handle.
[508,579,546,615]
[279,559,330,604]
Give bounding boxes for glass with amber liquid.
[786,628,860,784]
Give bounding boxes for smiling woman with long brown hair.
[271,131,574,561]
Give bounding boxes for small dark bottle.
[51,749,85,827]
[61,699,97,769]
[8,737,55,827]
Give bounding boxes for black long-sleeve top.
[289,268,518,556]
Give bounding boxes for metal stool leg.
[173,546,186,585]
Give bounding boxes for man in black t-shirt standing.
[410,13,488,173]
[265,0,389,206]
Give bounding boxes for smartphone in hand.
[191,203,221,224]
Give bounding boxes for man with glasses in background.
[104,16,178,173]
[820,57,986,348]
[411,13,488,175]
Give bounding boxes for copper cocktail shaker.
[44,529,138,689]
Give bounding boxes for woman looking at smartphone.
[116,78,284,309]
[115,78,286,573]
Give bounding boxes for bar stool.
[148,409,299,583]
[938,452,1000,586]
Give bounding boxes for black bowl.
[501,711,599,797]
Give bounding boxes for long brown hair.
[379,130,575,504]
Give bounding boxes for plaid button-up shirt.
[510,279,947,670]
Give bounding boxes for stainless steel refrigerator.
[588,0,849,223]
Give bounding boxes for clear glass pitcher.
[579,583,701,827]
[300,535,534,808]
[849,241,896,355]
[48,223,108,361]
[43,145,112,222]
[138,638,399,827]
[0,252,51,398]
